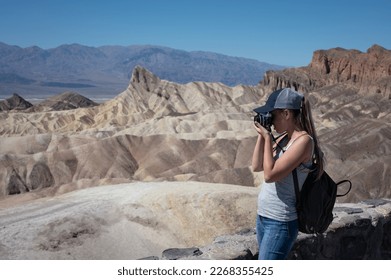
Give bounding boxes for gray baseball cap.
[254,88,304,113]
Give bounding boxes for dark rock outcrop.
[162,248,202,260]
[26,91,99,112]
[0,93,33,111]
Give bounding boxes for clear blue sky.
[0,0,390,66]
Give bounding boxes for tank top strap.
[285,132,314,154]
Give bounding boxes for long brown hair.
[293,97,325,177]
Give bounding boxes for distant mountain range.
[0,42,285,100]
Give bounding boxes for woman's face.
[271,109,286,133]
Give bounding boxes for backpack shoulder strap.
[272,132,288,152]
[292,169,301,210]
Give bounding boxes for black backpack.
[292,169,352,234]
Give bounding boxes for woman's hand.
[252,122,267,172]
[253,122,271,139]
[252,122,274,173]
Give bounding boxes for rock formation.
[0,93,33,111]
[26,91,99,112]
[261,44,391,99]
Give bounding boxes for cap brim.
[253,89,283,114]
[253,105,274,114]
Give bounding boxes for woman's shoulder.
[293,132,314,163]
[286,131,312,149]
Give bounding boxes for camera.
[254,112,273,131]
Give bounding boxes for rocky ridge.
[0,92,99,112]
[0,93,33,111]
[25,92,99,112]
[261,44,391,98]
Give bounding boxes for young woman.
[252,88,324,260]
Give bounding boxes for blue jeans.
[256,215,298,260]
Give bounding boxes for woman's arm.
[252,123,265,172]
[263,134,312,182]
